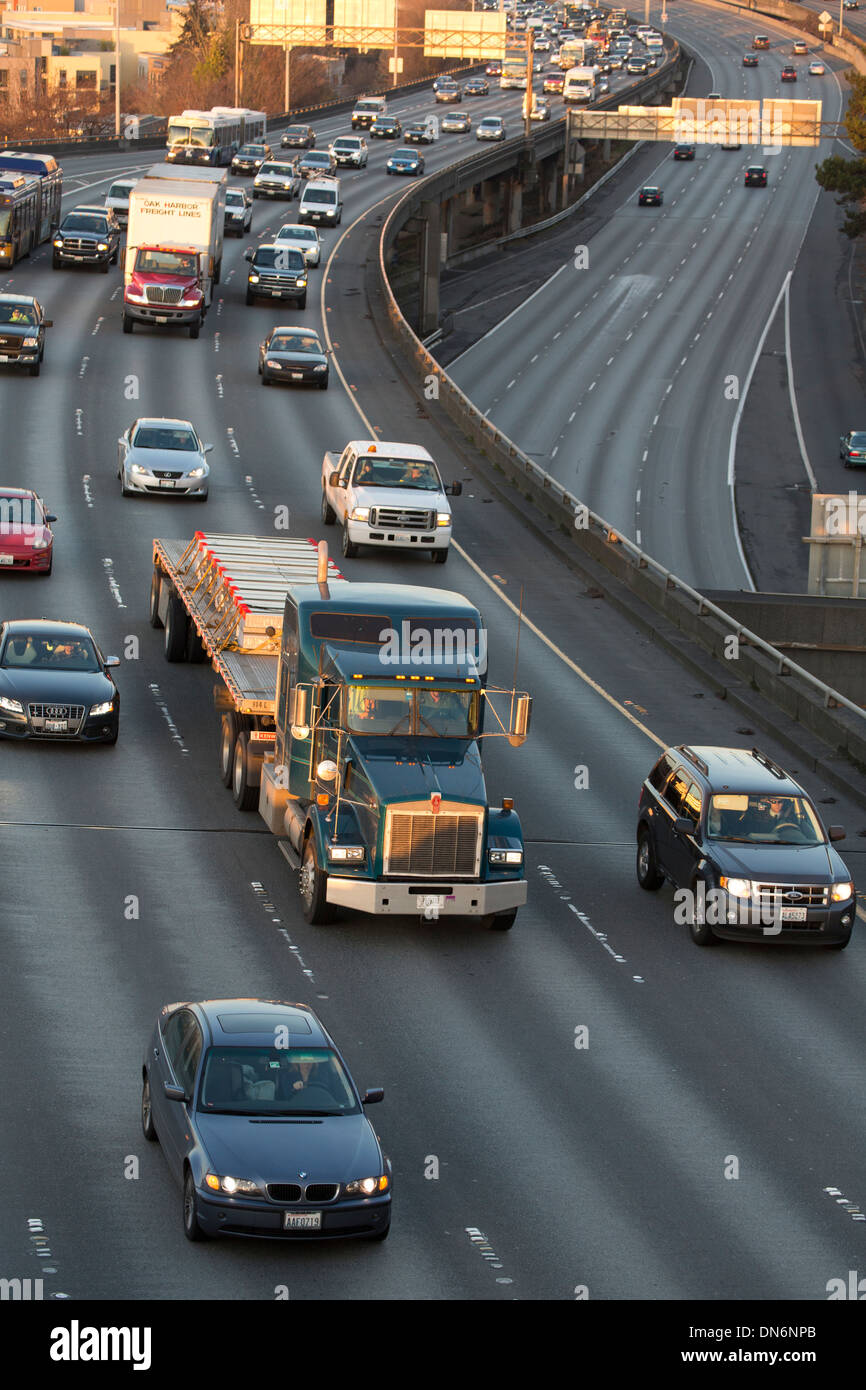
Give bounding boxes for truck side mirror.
[43,319,53,328]
[507,694,532,747]
[672,818,695,836]
[290,686,309,738]
[447,480,462,496]
[329,471,342,487]
[243,246,253,261]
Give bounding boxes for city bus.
[559,38,598,69]
[0,151,62,242]
[166,108,267,166]
[500,58,528,89]
[0,174,41,267]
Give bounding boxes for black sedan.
[744,166,767,186]
[840,430,866,466]
[743,53,758,67]
[0,619,119,743]
[673,144,695,159]
[638,185,663,206]
[142,999,391,1241]
[259,325,329,388]
[231,143,273,175]
[369,116,402,138]
[386,147,425,175]
[404,124,436,144]
[281,124,316,149]
[465,77,490,95]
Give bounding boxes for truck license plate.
[155,315,168,324]
[780,907,807,922]
[417,894,446,913]
[0,554,14,564]
[283,1211,322,1230]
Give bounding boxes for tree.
[815,70,866,237]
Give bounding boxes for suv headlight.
[720,876,752,899]
[297,277,307,288]
[343,1175,389,1195]
[22,336,38,347]
[205,1173,261,1196]
[53,238,64,247]
[327,845,365,861]
[489,849,523,866]
[249,274,260,284]
[831,881,854,902]
[350,507,370,522]
[0,695,24,714]
[89,699,115,717]
[97,242,108,252]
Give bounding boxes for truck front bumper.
[124,302,202,327]
[325,877,527,916]
[346,519,450,552]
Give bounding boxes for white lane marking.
[102,557,127,609]
[91,317,104,336]
[506,379,516,390]
[82,474,93,506]
[148,683,189,755]
[784,275,818,492]
[251,880,319,985]
[244,476,266,510]
[75,410,84,438]
[568,411,576,423]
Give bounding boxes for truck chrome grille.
[371,507,434,530]
[385,806,481,877]
[145,286,184,304]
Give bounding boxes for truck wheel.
[100,259,109,274]
[186,623,207,663]
[122,314,133,334]
[246,290,254,306]
[29,358,40,378]
[484,909,517,931]
[149,569,164,628]
[52,253,61,270]
[321,491,336,525]
[299,836,337,924]
[432,548,448,564]
[189,320,200,340]
[232,731,260,811]
[219,713,240,787]
[298,294,307,309]
[164,595,189,662]
[342,524,358,559]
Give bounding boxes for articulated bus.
[0,174,41,267]
[0,151,62,243]
[166,108,267,166]
[500,58,529,89]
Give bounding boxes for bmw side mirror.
[164,1083,186,1103]
[828,826,846,841]
[362,1087,384,1105]
[104,656,120,668]
[672,817,694,836]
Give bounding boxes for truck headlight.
[489,849,523,866]
[327,845,366,862]
[297,278,307,288]
[125,288,145,301]
[53,238,63,248]
[436,513,451,527]
[179,297,201,307]
[249,274,260,284]
[720,876,752,899]
[350,507,370,522]
[22,336,38,347]
[89,699,115,717]
[97,242,108,252]
[0,695,24,714]
[831,881,854,902]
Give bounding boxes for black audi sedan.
[142,999,391,1241]
[259,325,329,388]
[0,619,119,742]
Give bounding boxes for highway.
[2,19,865,1307]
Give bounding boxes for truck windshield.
[61,214,108,232]
[135,250,198,275]
[707,794,824,845]
[351,457,440,489]
[346,686,480,737]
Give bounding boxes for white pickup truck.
[320,440,462,562]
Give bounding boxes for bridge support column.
[506,175,523,234]
[418,199,440,338]
[481,179,499,228]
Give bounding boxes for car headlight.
[53,238,64,247]
[31,536,49,550]
[313,363,326,372]
[188,466,206,478]
[343,1175,389,1196]
[205,1173,262,1196]
[265,359,282,369]
[720,876,752,899]
[89,699,115,717]
[0,695,24,714]
[130,463,148,475]
[284,181,293,188]
[436,512,451,527]
[22,336,38,347]
[97,242,108,251]
[350,507,370,522]
[327,845,365,861]
[831,881,854,902]
[489,849,523,866]
[249,274,260,284]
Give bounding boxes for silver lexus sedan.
[118,418,212,499]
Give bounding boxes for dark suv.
[636,745,855,948]
[244,243,307,308]
[52,205,121,272]
[0,293,52,376]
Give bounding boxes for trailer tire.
[483,909,517,931]
[232,730,260,811]
[186,623,207,663]
[164,594,189,662]
[299,835,337,924]
[149,569,164,628]
[219,712,239,787]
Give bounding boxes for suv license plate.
[0,354,8,362]
[283,1211,322,1230]
[45,720,68,732]
[780,907,807,922]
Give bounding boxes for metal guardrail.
[375,165,866,767]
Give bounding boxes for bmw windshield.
[198,1046,360,1115]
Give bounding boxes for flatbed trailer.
[150,531,346,805]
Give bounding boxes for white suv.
[275,223,322,266]
[298,176,343,227]
[331,136,369,168]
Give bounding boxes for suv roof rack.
[750,748,786,780]
[677,745,708,777]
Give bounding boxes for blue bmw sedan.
[142,998,391,1241]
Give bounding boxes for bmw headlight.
[489,849,523,866]
[89,699,115,717]
[205,1173,261,1196]
[720,876,753,900]
[831,881,854,902]
[0,695,24,714]
[343,1175,389,1196]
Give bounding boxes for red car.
[781,65,797,82]
[0,487,55,574]
[544,73,565,94]
[486,62,502,76]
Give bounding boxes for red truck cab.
[122,245,205,338]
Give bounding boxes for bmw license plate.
[780,907,807,922]
[283,1211,322,1230]
[0,554,13,564]
[159,480,175,489]
[45,719,68,732]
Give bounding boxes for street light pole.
[284,44,291,115]
[114,0,120,139]
[392,0,399,88]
